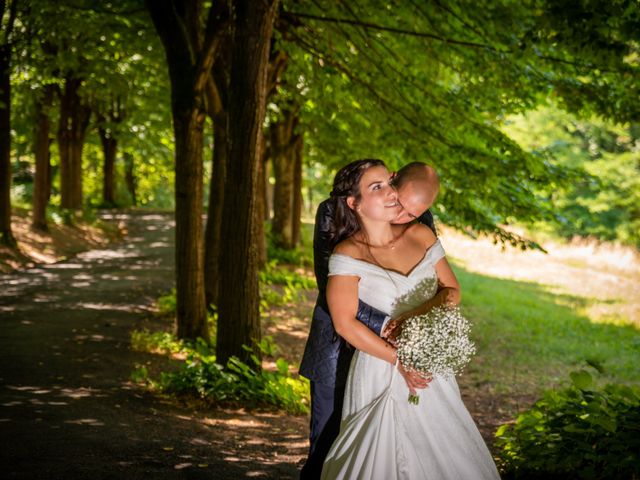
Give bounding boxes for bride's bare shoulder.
[405,222,436,245]
[333,238,361,257]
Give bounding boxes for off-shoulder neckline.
[331,239,441,278]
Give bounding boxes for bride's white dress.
[321,240,500,480]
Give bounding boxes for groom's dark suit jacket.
[299,199,435,387]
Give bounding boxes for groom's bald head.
[392,162,439,224]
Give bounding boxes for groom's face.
[392,183,429,224]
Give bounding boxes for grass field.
[442,227,640,405]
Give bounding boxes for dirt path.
[0,211,308,479]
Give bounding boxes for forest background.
[1,0,639,476]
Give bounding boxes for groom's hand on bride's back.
[381,315,407,344]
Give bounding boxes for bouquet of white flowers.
[396,305,476,404]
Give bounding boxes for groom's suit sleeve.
[417,209,436,235]
[314,200,388,337]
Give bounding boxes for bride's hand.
[397,361,432,395]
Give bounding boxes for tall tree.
[32,84,55,231]
[270,103,301,249]
[95,95,126,207]
[145,0,228,340]
[203,49,230,309]
[57,74,90,211]
[0,0,19,246]
[216,0,279,365]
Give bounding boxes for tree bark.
[0,43,15,246]
[32,85,55,231]
[217,0,279,365]
[173,108,208,340]
[58,76,90,212]
[98,128,117,207]
[123,152,136,206]
[270,105,299,249]
[204,109,228,308]
[291,133,304,247]
[203,51,230,309]
[256,144,267,268]
[96,97,125,207]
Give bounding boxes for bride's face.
[349,165,400,222]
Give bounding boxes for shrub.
[133,333,309,415]
[495,370,640,479]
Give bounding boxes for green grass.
[454,263,640,396]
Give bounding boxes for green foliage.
[282,0,639,248]
[266,222,314,266]
[130,329,185,355]
[149,336,309,414]
[156,289,178,316]
[504,106,640,247]
[9,0,174,211]
[259,260,316,309]
[130,364,150,384]
[260,260,316,290]
[495,370,640,479]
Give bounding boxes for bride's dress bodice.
[329,239,444,318]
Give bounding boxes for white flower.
[396,305,476,379]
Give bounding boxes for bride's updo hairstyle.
[328,158,386,248]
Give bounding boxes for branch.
[288,28,452,149]
[193,1,229,95]
[63,2,147,16]
[267,49,288,95]
[284,10,501,51]
[287,8,631,75]
[3,0,18,44]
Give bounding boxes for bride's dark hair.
[328,158,386,248]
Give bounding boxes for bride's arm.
[327,274,428,394]
[327,274,397,365]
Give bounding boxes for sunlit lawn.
[454,263,640,398]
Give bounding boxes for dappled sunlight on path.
[0,211,307,479]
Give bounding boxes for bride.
[320,159,499,479]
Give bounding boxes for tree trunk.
[217,0,279,365]
[270,106,299,249]
[123,152,136,206]
[264,156,273,220]
[256,145,267,267]
[58,76,89,212]
[173,109,208,340]
[32,85,55,231]
[291,133,303,247]
[0,44,15,246]
[146,0,229,342]
[98,128,117,207]
[204,110,228,308]
[96,97,125,208]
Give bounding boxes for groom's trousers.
[300,381,346,480]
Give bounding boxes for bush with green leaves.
[495,370,640,479]
[259,259,316,308]
[136,335,309,415]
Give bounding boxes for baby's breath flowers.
[396,305,476,405]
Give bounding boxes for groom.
[299,162,439,479]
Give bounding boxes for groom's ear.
[346,196,358,211]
